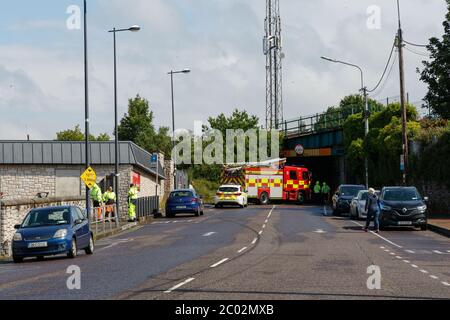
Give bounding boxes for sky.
[0,0,447,140]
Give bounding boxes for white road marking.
[447,250,450,253]
[411,264,418,268]
[258,230,263,235]
[380,246,385,249]
[403,260,410,264]
[420,270,429,274]
[433,250,444,254]
[251,238,257,245]
[396,256,403,259]
[351,221,403,248]
[202,232,217,237]
[384,249,390,252]
[164,278,195,293]
[430,275,439,280]
[314,229,327,234]
[265,219,268,223]
[97,239,134,252]
[238,247,247,253]
[210,258,229,268]
[267,205,276,219]
[442,282,450,286]
[390,252,396,255]
[262,224,266,229]
[405,250,415,254]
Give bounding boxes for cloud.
[0,0,447,140]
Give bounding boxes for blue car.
[12,206,94,263]
[166,189,204,218]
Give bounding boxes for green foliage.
[191,178,220,204]
[117,95,172,156]
[56,125,111,142]
[343,102,421,186]
[419,0,450,119]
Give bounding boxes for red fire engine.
[221,159,312,205]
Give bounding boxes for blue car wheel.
[67,238,77,259]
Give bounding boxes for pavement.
[0,204,450,300]
[428,218,450,238]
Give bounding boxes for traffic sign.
[81,167,97,189]
[151,153,158,163]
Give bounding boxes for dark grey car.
[379,187,428,230]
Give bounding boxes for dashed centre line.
[210,258,229,268]
[164,278,195,293]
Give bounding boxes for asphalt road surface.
[1,204,450,300]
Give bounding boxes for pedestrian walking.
[313,181,321,204]
[128,183,139,222]
[103,186,117,219]
[364,188,381,233]
[321,182,331,204]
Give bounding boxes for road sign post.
[81,167,97,221]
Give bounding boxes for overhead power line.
[403,39,428,48]
[404,45,431,58]
[367,38,396,93]
[371,52,398,98]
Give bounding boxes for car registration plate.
[28,242,48,248]
[398,221,412,226]
[176,206,187,209]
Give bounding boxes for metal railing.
[136,196,159,220]
[90,204,119,235]
[281,107,362,137]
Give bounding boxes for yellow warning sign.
[81,167,97,189]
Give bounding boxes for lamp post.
[108,25,140,220]
[168,69,191,190]
[321,56,370,189]
[83,0,91,220]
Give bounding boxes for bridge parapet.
[281,107,361,138]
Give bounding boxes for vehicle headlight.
[53,229,68,239]
[13,233,23,241]
[417,205,427,212]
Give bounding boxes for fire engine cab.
[221,159,312,205]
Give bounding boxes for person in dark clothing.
[364,188,381,233]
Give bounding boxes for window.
[170,191,194,198]
[289,171,298,180]
[219,187,240,193]
[302,172,310,180]
[74,207,85,220]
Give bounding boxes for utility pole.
[396,0,408,185]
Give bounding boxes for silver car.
[350,190,380,220]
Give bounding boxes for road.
[1,204,450,300]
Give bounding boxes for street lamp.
[108,25,141,220]
[83,0,90,221]
[168,69,191,190]
[321,56,370,189]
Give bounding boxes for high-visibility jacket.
[322,184,331,194]
[90,184,103,202]
[103,191,116,203]
[314,182,321,194]
[128,186,138,200]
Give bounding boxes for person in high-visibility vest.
[90,183,103,220]
[128,184,139,221]
[313,181,321,203]
[322,182,331,204]
[103,186,117,219]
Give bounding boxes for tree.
[117,95,172,156]
[419,0,450,119]
[56,125,110,141]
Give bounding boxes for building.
[0,140,171,215]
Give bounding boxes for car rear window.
[170,191,194,198]
[219,187,240,193]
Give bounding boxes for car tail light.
[216,192,223,196]
[191,198,199,203]
[235,193,242,196]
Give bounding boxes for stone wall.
[0,196,85,257]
